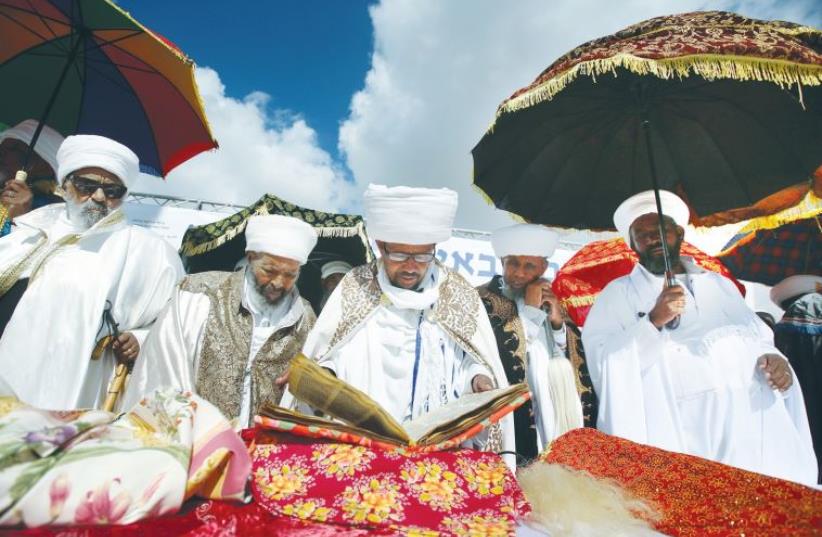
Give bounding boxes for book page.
[402,383,529,445]
[259,403,407,447]
[288,353,411,444]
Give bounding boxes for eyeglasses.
[68,175,127,200]
[383,246,436,263]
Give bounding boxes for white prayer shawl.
[283,261,517,467]
[121,273,305,426]
[582,259,818,485]
[0,204,183,409]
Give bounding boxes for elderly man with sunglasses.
[282,184,515,465]
[0,134,183,409]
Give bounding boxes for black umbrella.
[473,11,822,294]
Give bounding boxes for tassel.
[546,356,584,437]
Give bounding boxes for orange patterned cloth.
[552,238,745,327]
[250,430,529,536]
[543,428,822,537]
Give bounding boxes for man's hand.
[757,354,793,392]
[471,374,494,393]
[112,332,139,364]
[1,181,33,218]
[525,278,564,329]
[274,369,289,387]
[649,284,686,329]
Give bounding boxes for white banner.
[124,203,225,248]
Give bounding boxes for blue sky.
[118,0,375,158]
[123,0,822,230]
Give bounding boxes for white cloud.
[132,67,355,213]
[339,0,822,231]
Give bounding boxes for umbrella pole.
[17,30,84,182]
[641,117,681,329]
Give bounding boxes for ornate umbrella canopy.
[180,194,373,313]
[718,215,821,286]
[473,11,822,231]
[553,237,744,328]
[0,0,217,176]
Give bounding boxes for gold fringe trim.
[496,53,822,124]
[562,295,597,308]
[735,191,822,234]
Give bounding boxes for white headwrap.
[613,190,690,244]
[57,135,139,188]
[245,214,318,265]
[770,274,822,307]
[491,224,558,259]
[363,183,458,245]
[321,260,353,280]
[0,119,64,174]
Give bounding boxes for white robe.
[515,299,583,452]
[582,258,817,485]
[121,271,305,427]
[0,204,183,409]
[283,262,516,467]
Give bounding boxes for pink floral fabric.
[250,431,530,536]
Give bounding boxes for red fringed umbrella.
[553,238,745,328]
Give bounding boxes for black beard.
[638,239,682,275]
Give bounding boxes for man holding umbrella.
[0,134,183,409]
[582,190,817,486]
[0,119,65,234]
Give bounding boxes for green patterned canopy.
[179,194,373,312]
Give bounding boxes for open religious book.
[258,353,530,450]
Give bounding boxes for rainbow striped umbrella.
[0,0,216,176]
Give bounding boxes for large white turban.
[613,190,690,244]
[491,224,558,259]
[57,134,140,188]
[363,183,458,245]
[244,214,318,265]
[770,274,822,307]
[0,119,64,174]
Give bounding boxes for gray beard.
[65,197,110,229]
[500,279,524,301]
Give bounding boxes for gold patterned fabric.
[328,260,481,357]
[476,276,537,461]
[182,270,316,423]
[497,11,822,118]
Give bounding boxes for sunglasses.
[68,175,127,200]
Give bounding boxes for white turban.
[57,134,139,188]
[363,183,458,245]
[613,190,690,244]
[770,274,822,307]
[491,224,558,259]
[321,260,353,280]
[0,119,64,174]
[244,214,318,265]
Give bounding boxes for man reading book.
[281,184,515,464]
